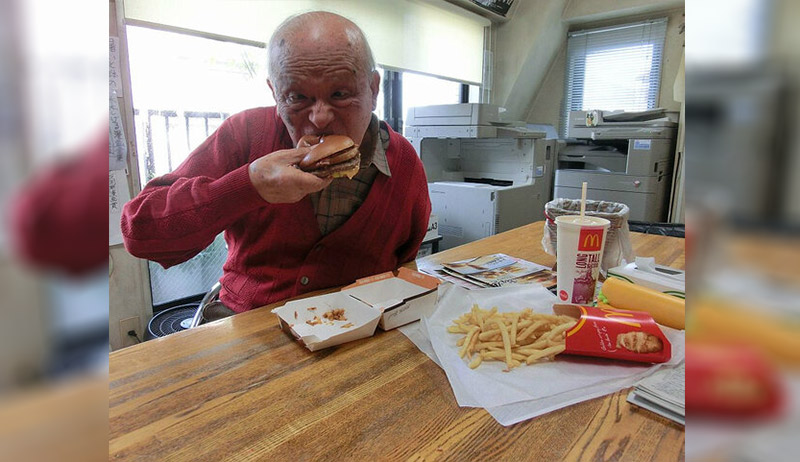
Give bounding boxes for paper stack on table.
[627,362,685,425]
[416,253,557,291]
[399,284,685,426]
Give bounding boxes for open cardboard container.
[272,267,440,351]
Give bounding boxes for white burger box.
[272,267,440,351]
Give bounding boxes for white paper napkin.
[416,284,685,423]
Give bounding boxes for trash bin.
[542,199,635,272]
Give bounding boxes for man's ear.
[267,79,277,102]
[370,71,380,111]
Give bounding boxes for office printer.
[554,109,678,222]
[406,103,556,251]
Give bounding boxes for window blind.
[122,0,488,84]
[561,18,667,137]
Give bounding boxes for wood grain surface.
[110,222,685,461]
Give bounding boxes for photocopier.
[405,103,556,251]
[555,109,678,222]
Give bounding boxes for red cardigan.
[122,107,431,312]
[11,129,108,275]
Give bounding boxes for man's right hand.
[248,147,333,203]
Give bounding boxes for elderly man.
[122,12,431,316]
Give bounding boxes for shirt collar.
[364,114,391,178]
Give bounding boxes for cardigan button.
[300,276,309,285]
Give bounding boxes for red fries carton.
[553,304,671,363]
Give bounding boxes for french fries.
[449,305,576,371]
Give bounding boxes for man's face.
[268,48,379,147]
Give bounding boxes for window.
[561,18,667,137]
[398,71,479,133]
[380,69,477,134]
[402,72,464,123]
[127,26,273,184]
[127,26,273,307]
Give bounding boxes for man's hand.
[248,147,332,203]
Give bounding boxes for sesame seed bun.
[298,135,361,179]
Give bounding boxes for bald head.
[268,11,375,85]
[265,11,380,147]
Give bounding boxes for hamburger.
[297,135,361,179]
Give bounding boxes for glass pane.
[468,84,480,103]
[127,26,272,185]
[375,67,385,121]
[149,114,170,176]
[186,117,207,153]
[127,26,270,306]
[207,116,226,136]
[402,72,462,121]
[147,235,227,306]
[582,44,655,112]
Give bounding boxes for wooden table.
[110,222,685,461]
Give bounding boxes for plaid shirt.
[310,115,392,235]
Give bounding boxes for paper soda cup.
[555,215,610,304]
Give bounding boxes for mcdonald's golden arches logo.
[578,228,604,251]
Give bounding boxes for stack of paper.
[417,253,557,290]
[627,362,685,425]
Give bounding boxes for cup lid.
[555,215,610,227]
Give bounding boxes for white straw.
[580,182,587,219]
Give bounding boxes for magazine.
[627,362,685,425]
[418,253,555,289]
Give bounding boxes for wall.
[491,0,684,131]
[562,0,683,23]
[525,45,567,132]
[490,0,568,119]
[109,0,154,351]
[528,8,685,129]
[527,6,684,129]
[491,0,685,224]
